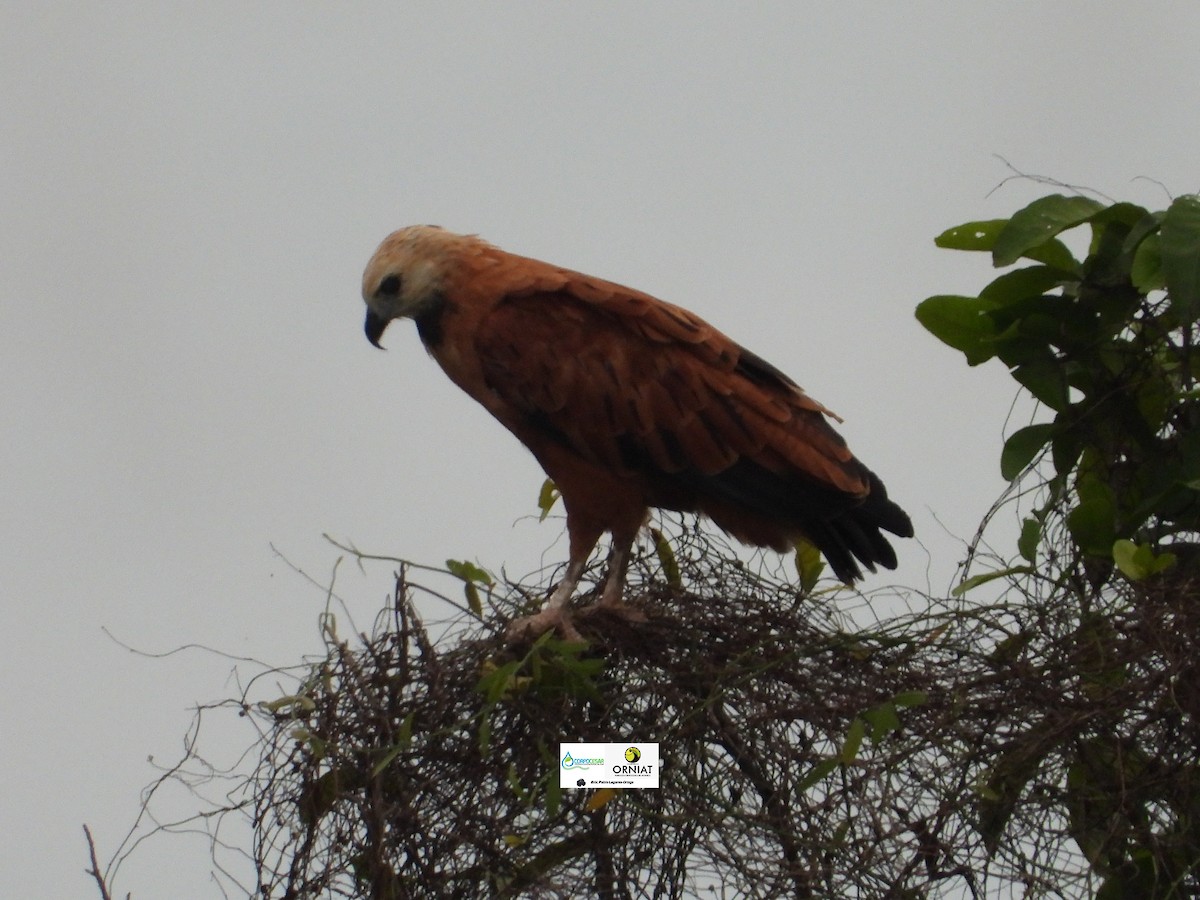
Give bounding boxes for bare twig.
[82,824,118,900]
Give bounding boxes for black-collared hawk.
[362,226,913,638]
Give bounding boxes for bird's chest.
[423,308,515,424]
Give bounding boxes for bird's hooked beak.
[364,310,390,349]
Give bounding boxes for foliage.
[917,190,1200,898]
[917,193,1200,562]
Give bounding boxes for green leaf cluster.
[475,633,606,754]
[917,193,1200,566]
[1065,736,1200,899]
[923,191,1200,896]
[473,634,607,857]
[798,691,927,791]
[446,558,494,618]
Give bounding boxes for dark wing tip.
[824,470,912,582]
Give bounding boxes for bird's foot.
[588,596,648,624]
[504,606,584,643]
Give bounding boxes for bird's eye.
[378,274,401,297]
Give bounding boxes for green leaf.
[1135,372,1172,434]
[478,716,492,754]
[464,582,483,618]
[1121,209,1164,255]
[892,690,928,708]
[1085,201,1150,270]
[447,558,491,616]
[1017,516,1041,563]
[1112,539,1175,581]
[914,295,1001,365]
[545,772,561,817]
[477,659,523,703]
[536,478,560,521]
[840,718,866,763]
[369,712,416,777]
[1021,237,1080,272]
[505,764,530,804]
[988,631,1032,667]
[976,738,1044,853]
[831,820,851,847]
[952,566,1032,597]
[993,194,1104,267]
[1000,423,1055,480]
[978,265,1070,306]
[1160,194,1200,319]
[1088,200,1150,232]
[793,537,824,592]
[1130,233,1163,293]
[936,219,1079,269]
[1067,494,1116,557]
[1051,429,1084,479]
[650,527,682,588]
[1111,539,1143,580]
[1066,738,1148,873]
[446,558,493,585]
[398,710,414,744]
[798,757,839,792]
[1010,359,1067,412]
[1095,860,1162,900]
[371,744,405,780]
[261,693,316,717]
[862,703,900,743]
[935,219,1007,251]
[298,769,349,827]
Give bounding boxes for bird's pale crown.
[362,225,490,345]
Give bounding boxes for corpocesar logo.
[561,751,605,769]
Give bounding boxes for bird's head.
[362,224,469,348]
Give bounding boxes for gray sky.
[4,4,1198,896]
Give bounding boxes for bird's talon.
[505,607,583,643]
[588,598,648,623]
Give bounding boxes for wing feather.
[471,274,909,581]
[475,283,857,489]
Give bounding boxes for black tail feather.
[816,469,913,583]
[668,458,912,585]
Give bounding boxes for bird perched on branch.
[362,226,912,639]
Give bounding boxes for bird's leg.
[545,556,587,611]
[598,529,634,607]
[505,518,602,642]
[592,519,647,623]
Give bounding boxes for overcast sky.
[4,4,1199,897]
